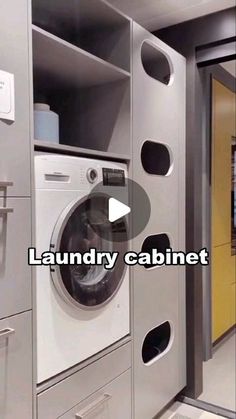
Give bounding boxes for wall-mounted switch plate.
[0,70,15,122]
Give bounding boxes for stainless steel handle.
[0,328,15,340]
[0,181,13,188]
[0,207,14,215]
[0,182,14,215]
[75,394,111,419]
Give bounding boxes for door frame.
[179,46,236,414]
[198,60,236,361]
[156,8,236,397]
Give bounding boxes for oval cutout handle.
[141,234,171,269]
[142,321,172,364]
[75,394,111,418]
[141,141,172,176]
[141,41,172,85]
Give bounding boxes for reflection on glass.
[58,196,127,307]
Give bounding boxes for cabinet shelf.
[32,0,131,158]
[32,0,131,72]
[34,140,130,162]
[33,25,130,90]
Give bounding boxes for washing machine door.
[50,194,128,308]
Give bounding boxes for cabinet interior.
[32,0,131,158]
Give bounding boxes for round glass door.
[50,195,128,308]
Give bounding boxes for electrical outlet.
[0,70,15,122]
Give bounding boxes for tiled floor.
[159,402,225,418]
[198,332,236,411]
[159,334,235,418]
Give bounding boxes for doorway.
[198,59,236,413]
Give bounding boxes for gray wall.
[155,7,236,398]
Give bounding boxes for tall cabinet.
[0,1,33,418]
[0,2,186,419]
[31,1,133,418]
[131,23,186,418]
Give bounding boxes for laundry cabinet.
[0,0,32,319]
[1,0,187,418]
[0,0,32,310]
[0,0,33,418]
[0,0,32,315]
[0,0,32,198]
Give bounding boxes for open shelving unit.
[32,0,131,159]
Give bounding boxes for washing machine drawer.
[0,311,32,419]
[37,342,131,419]
[0,197,31,319]
[60,370,131,419]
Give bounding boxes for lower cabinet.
[0,311,33,419]
[0,197,32,319]
[60,370,131,419]
[37,342,131,419]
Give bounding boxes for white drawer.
[37,342,131,419]
[60,370,131,419]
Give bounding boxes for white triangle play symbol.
[108,198,131,223]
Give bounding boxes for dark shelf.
[34,140,131,162]
[32,0,131,72]
[33,25,130,90]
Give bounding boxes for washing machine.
[34,153,130,384]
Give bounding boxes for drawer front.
[37,342,131,419]
[0,198,31,319]
[0,311,32,419]
[61,370,131,419]
[0,0,31,198]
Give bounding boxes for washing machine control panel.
[103,168,125,186]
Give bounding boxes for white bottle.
[34,103,59,143]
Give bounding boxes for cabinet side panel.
[132,22,186,419]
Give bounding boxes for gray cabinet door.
[132,23,186,419]
[60,370,131,419]
[0,311,32,419]
[0,198,31,319]
[0,0,31,198]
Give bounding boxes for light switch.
[0,70,15,122]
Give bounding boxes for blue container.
[34,103,59,143]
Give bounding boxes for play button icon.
[108,198,131,223]
[89,177,151,241]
